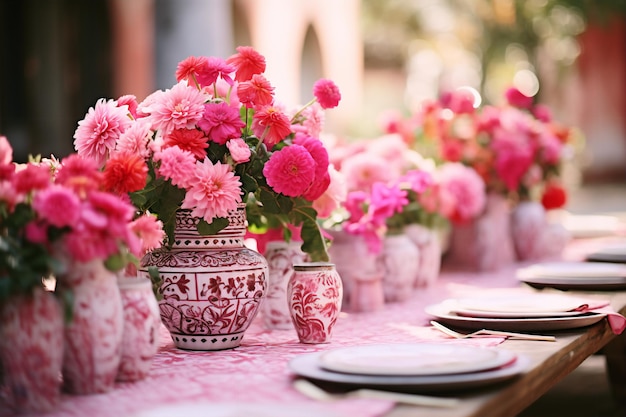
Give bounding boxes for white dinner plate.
[317,343,517,376]
[425,302,606,332]
[133,402,346,417]
[560,214,622,238]
[450,293,592,318]
[586,244,626,264]
[289,351,530,393]
[519,262,626,279]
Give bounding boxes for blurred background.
[0,0,625,186]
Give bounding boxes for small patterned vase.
[404,224,442,288]
[381,233,420,303]
[287,262,343,344]
[116,277,160,382]
[262,240,309,330]
[58,260,124,394]
[0,288,63,413]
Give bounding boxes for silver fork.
[430,321,556,342]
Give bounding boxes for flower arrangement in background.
[324,133,456,253]
[0,136,163,306]
[73,46,341,262]
[380,86,578,211]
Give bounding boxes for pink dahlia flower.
[73,98,132,167]
[114,119,152,160]
[143,81,206,135]
[436,163,486,223]
[0,136,12,165]
[313,79,341,109]
[196,57,234,87]
[154,146,196,189]
[130,214,165,254]
[116,94,139,119]
[12,164,51,194]
[237,74,274,108]
[181,159,242,223]
[505,87,533,109]
[263,144,316,197]
[313,165,347,218]
[32,185,81,228]
[340,152,393,193]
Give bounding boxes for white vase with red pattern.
[262,240,309,330]
[0,288,63,413]
[116,277,160,382]
[381,233,420,303]
[287,262,343,344]
[140,204,268,351]
[59,259,124,394]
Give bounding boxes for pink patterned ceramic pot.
[381,233,420,303]
[287,262,343,344]
[59,260,124,394]
[0,288,63,413]
[262,240,309,330]
[116,277,160,382]
[404,224,442,288]
[140,204,268,351]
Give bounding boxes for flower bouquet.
[73,46,341,263]
[0,136,162,406]
[72,46,341,350]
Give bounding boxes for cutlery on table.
[430,321,556,342]
[293,378,460,408]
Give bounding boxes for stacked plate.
[288,343,530,393]
[586,243,626,264]
[517,261,626,291]
[425,293,607,332]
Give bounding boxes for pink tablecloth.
[7,269,518,417]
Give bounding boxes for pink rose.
[226,138,251,163]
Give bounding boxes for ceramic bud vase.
[381,233,420,303]
[58,260,124,394]
[262,241,309,330]
[0,288,63,413]
[327,229,385,313]
[511,200,570,261]
[116,277,160,382]
[287,262,343,344]
[445,193,515,271]
[140,204,268,351]
[404,224,442,288]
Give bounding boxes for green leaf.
[147,266,163,301]
[259,188,282,214]
[197,217,229,235]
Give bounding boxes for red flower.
[541,183,567,210]
[237,74,274,108]
[226,46,266,82]
[313,79,341,109]
[176,56,209,86]
[252,106,292,149]
[103,153,148,194]
[164,128,209,160]
[505,87,533,109]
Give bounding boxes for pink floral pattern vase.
[381,233,420,302]
[327,229,385,313]
[404,224,442,288]
[59,260,124,394]
[287,262,343,344]
[262,241,309,330]
[116,277,160,382]
[140,204,268,351]
[446,193,515,271]
[511,200,570,261]
[0,288,63,413]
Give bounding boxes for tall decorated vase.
[0,288,64,413]
[140,204,268,351]
[58,260,124,395]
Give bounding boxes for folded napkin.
[572,301,626,335]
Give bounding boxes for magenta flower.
[313,79,341,109]
[505,87,533,109]
[197,102,245,144]
[181,159,242,223]
[196,57,235,87]
[263,145,316,197]
[73,98,132,167]
[369,182,409,221]
[437,163,486,223]
[0,136,13,164]
[32,185,81,228]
